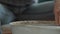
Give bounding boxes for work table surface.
[2,21,55,34]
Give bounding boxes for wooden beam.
[54,0,60,25]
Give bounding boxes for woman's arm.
[0,4,15,25]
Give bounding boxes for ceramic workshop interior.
[1,0,60,34]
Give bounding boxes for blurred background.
[0,0,56,34]
[0,0,54,25]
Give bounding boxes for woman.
[0,0,32,25]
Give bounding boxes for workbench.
[2,21,55,34]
